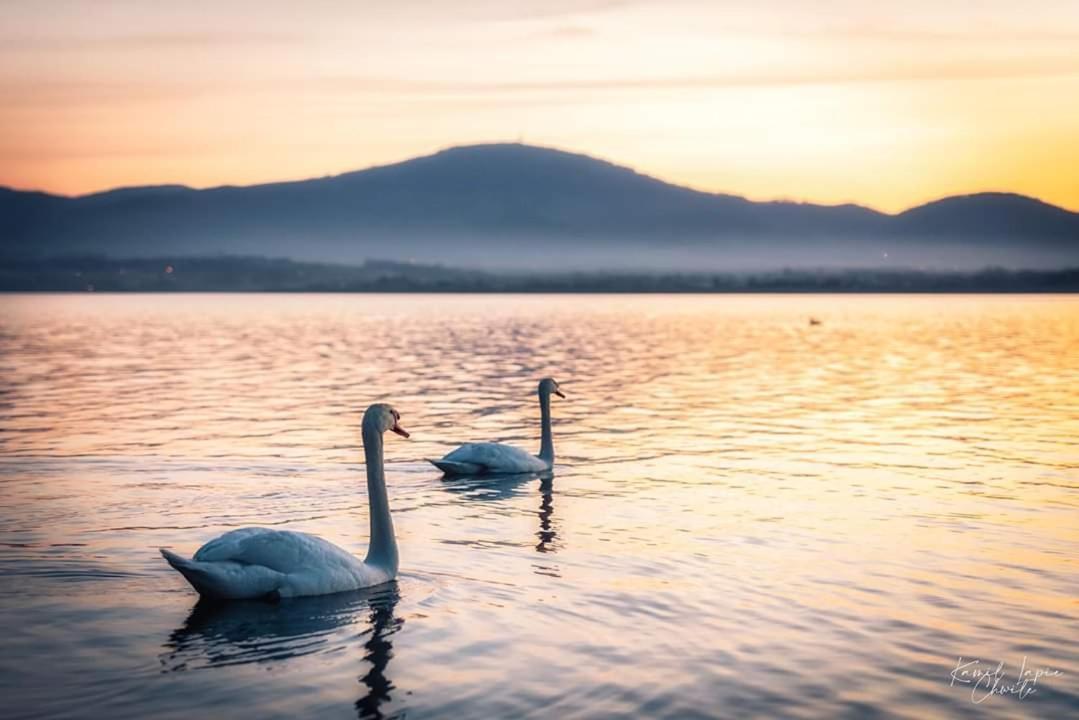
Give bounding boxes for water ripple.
[0,294,1076,719]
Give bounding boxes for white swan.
[160,403,409,600]
[428,378,565,475]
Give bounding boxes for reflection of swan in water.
[161,404,409,599]
[439,470,551,502]
[534,476,558,555]
[440,472,560,559]
[161,585,402,719]
[354,592,399,720]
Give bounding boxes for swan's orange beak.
[391,422,410,439]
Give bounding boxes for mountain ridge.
[2,142,1070,216]
[2,143,1077,270]
[4,145,1069,218]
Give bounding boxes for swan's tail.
[160,548,281,600]
[427,458,484,476]
[161,548,222,597]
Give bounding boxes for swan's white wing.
[440,442,548,474]
[194,528,358,575]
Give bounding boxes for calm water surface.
[0,294,1076,719]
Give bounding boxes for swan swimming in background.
[428,378,565,475]
[160,403,409,600]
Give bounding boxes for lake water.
[0,293,1076,719]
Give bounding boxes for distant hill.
[3,144,1077,270]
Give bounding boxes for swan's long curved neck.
[361,422,398,573]
[538,390,554,465]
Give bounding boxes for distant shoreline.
[2,256,1077,294]
[6,290,1079,295]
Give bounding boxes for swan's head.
[538,377,565,399]
[363,403,410,438]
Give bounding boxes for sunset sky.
[2,0,1078,212]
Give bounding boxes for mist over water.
[0,294,1076,719]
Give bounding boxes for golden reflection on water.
[0,293,1077,719]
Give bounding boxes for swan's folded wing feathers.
[442,442,546,473]
[194,528,356,575]
[193,527,272,562]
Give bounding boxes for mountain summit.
[3,144,1077,270]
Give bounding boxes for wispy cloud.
[533,24,596,39]
[0,31,303,51]
[316,58,1079,97]
[16,57,1071,110]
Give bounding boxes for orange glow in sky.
[2,0,1078,212]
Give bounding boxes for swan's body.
[160,528,392,599]
[432,442,549,475]
[429,378,564,476]
[161,404,409,600]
